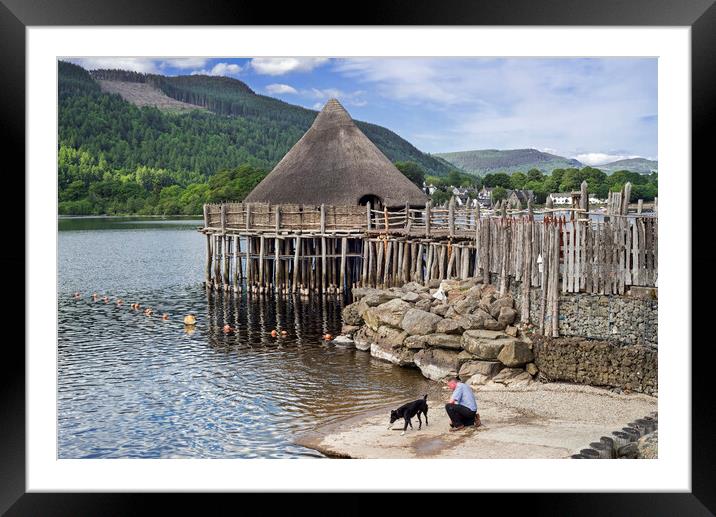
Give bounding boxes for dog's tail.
[423,394,428,400]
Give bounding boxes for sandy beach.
[295,382,657,459]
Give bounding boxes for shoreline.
[294,382,657,459]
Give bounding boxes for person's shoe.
[474,414,482,428]
[449,425,465,432]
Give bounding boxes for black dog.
[388,395,429,435]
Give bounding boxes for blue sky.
[68,57,657,164]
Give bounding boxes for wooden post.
[521,219,532,323]
[214,234,221,289]
[223,234,230,288]
[637,199,643,214]
[552,221,560,337]
[245,203,251,231]
[274,237,280,291]
[622,182,632,215]
[580,180,589,215]
[340,237,347,293]
[321,236,327,293]
[259,235,265,290]
[292,236,300,292]
[448,196,455,238]
[320,204,326,234]
[425,201,432,238]
[275,205,281,233]
[654,197,658,215]
[235,235,242,291]
[205,233,213,287]
[405,203,412,233]
[366,201,372,230]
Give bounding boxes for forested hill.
[60,62,450,177]
[435,148,583,176]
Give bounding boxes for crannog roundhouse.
[245,99,427,208]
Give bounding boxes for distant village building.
[246,99,427,208]
[478,186,533,208]
[548,192,573,205]
[506,189,534,209]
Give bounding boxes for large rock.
[402,281,429,293]
[374,325,408,348]
[353,326,376,351]
[415,298,432,311]
[414,348,461,380]
[331,335,355,347]
[525,362,539,376]
[453,293,482,315]
[636,431,658,459]
[430,304,450,317]
[489,296,514,319]
[436,318,462,334]
[483,317,507,331]
[454,314,486,331]
[497,307,517,326]
[491,367,533,386]
[352,287,399,306]
[479,293,497,312]
[459,360,503,380]
[465,329,508,340]
[341,324,360,336]
[404,335,430,349]
[462,332,519,360]
[341,302,364,326]
[401,291,421,303]
[496,341,534,367]
[370,342,415,366]
[401,308,443,336]
[364,298,412,330]
[425,333,463,350]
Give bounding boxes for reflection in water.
[58,217,439,459]
[59,285,437,459]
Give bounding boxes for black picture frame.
[2,0,710,514]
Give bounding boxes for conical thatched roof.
[245,99,428,207]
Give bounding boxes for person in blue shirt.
[445,377,481,431]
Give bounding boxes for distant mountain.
[597,158,657,174]
[61,63,450,177]
[435,148,583,176]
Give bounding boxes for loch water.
[58,217,434,458]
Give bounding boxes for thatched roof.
[245,99,428,207]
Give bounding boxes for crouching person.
[445,377,481,431]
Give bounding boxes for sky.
[68,57,657,165]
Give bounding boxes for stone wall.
[490,273,658,348]
[531,335,657,395]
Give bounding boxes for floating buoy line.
[70,292,327,340]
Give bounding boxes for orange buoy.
[323,334,333,341]
[162,313,169,320]
[270,329,278,337]
[183,314,197,326]
[280,330,287,337]
[103,296,110,303]
[223,324,233,334]
[144,308,153,316]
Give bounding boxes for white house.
[548,192,573,205]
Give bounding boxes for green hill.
[435,148,583,176]
[58,61,450,214]
[597,158,658,174]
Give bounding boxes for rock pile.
[338,279,538,386]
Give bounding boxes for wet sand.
[295,382,657,459]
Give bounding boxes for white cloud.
[250,57,329,76]
[159,58,210,69]
[336,58,656,157]
[191,62,243,77]
[574,153,641,166]
[66,57,213,74]
[302,87,367,107]
[65,57,160,73]
[265,83,298,95]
